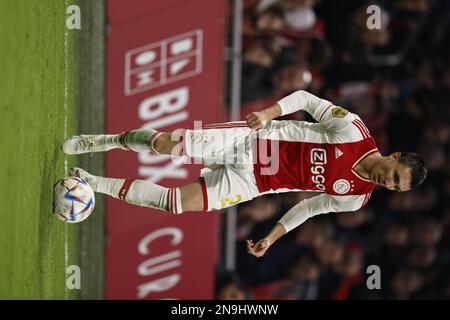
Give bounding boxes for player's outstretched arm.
[245,90,338,131]
[276,89,332,120]
[246,222,286,258]
[246,194,339,257]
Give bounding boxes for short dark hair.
[398,152,428,189]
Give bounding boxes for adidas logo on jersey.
[335,147,344,159]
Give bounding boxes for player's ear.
[389,151,401,160]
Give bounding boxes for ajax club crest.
[333,179,353,194]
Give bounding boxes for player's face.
[369,152,412,192]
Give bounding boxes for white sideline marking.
[63,0,69,300]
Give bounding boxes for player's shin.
[119,129,162,153]
[93,176,182,214]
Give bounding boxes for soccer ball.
[53,177,95,223]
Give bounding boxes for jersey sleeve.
[278,194,337,233]
[278,193,369,233]
[276,90,356,133]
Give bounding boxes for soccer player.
[62,90,427,258]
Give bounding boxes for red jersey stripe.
[354,119,371,137]
[352,120,368,139]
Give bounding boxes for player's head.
[370,152,427,192]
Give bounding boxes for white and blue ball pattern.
[53,177,95,223]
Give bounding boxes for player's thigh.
[200,166,259,211]
[179,180,204,212]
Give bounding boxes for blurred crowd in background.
[217,0,450,300]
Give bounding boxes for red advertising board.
[106,0,225,299]
[108,0,185,25]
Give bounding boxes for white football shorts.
[182,121,261,211]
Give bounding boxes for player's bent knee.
[153,132,182,155]
[152,132,168,154]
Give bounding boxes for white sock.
[118,129,161,153]
[92,176,182,214]
[97,134,124,151]
[92,129,161,153]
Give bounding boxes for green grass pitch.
[0,0,78,299]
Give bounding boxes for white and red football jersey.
[253,90,379,233]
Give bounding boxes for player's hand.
[245,111,268,131]
[246,238,271,258]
